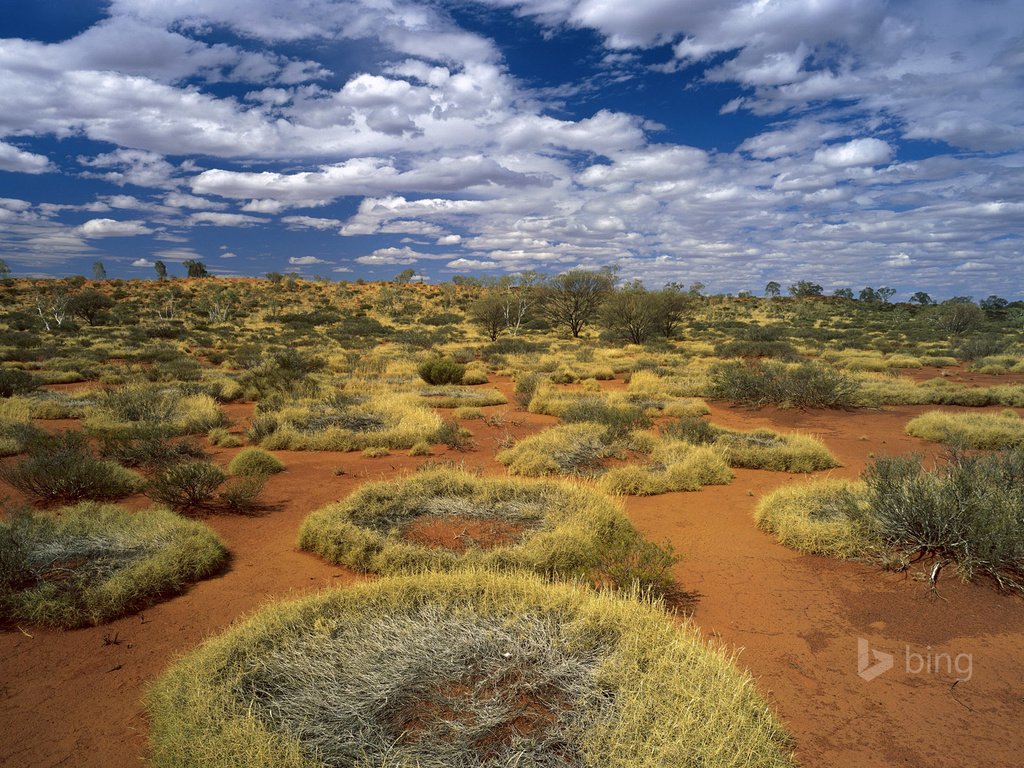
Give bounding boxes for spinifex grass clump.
[299,469,677,597]
[708,360,859,409]
[496,423,612,477]
[0,502,227,628]
[147,571,796,768]
[756,449,1024,591]
[248,392,441,452]
[906,409,1024,449]
[663,416,839,473]
[419,386,507,408]
[1,431,144,504]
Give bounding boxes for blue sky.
[1,0,1023,299]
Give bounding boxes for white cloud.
[187,211,266,227]
[282,215,343,230]
[288,255,328,265]
[0,141,52,174]
[132,258,155,267]
[77,218,153,237]
[446,258,497,269]
[814,138,892,169]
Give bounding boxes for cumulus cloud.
[288,255,328,265]
[77,218,153,237]
[814,138,892,169]
[0,141,52,174]
[132,258,155,267]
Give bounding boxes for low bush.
[146,461,227,510]
[708,361,860,409]
[417,357,465,385]
[99,434,207,469]
[599,442,733,496]
[1,431,144,504]
[217,474,268,513]
[0,368,40,398]
[757,450,1024,591]
[561,398,651,441]
[0,502,227,627]
[513,371,540,407]
[227,448,284,476]
[419,386,507,408]
[148,571,794,768]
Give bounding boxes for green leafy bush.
[0,431,144,504]
[0,368,39,398]
[146,461,227,510]
[708,361,859,409]
[417,357,465,385]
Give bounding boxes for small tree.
[183,259,209,278]
[651,285,691,338]
[909,291,934,306]
[154,260,168,280]
[541,269,615,338]
[0,258,10,278]
[266,272,283,285]
[930,300,984,335]
[69,288,114,326]
[788,280,823,297]
[600,282,655,344]
[34,290,72,331]
[393,268,416,283]
[764,281,781,298]
[468,292,506,341]
[877,286,896,304]
[833,288,854,300]
[859,287,878,303]
[91,260,107,280]
[981,295,1009,312]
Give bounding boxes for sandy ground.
[2,376,1023,767]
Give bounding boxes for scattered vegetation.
[906,409,1024,449]
[757,450,1024,591]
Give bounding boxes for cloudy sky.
[1,0,1023,298]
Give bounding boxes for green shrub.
[0,368,40,398]
[227,448,284,476]
[217,474,268,513]
[99,435,207,469]
[0,431,144,504]
[561,398,651,441]
[708,361,859,409]
[0,502,227,627]
[148,571,795,768]
[417,357,465,385]
[757,450,1024,591]
[513,371,540,407]
[146,461,227,510]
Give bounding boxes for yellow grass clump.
[147,570,795,768]
[906,409,1024,449]
[755,480,871,558]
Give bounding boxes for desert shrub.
[99,434,206,469]
[497,423,610,476]
[0,368,40,398]
[148,571,794,768]
[561,398,652,441]
[417,357,465,385]
[453,406,483,419]
[708,361,859,409]
[714,339,800,361]
[513,371,540,407]
[84,386,224,437]
[906,410,1024,449]
[146,461,227,510]
[299,469,678,596]
[228,448,284,476]
[758,450,1024,591]
[217,474,268,513]
[0,502,227,628]
[461,368,489,385]
[1,431,144,504]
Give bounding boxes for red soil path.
[2,378,1023,767]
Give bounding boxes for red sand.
[2,378,1023,767]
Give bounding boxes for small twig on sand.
[950,679,974,712]
[928,560,949,602]
[16,626,33,639]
